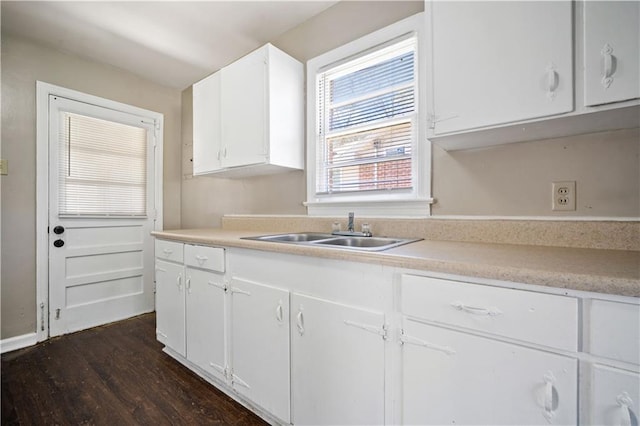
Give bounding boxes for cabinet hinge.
[54,308,61,320]
[399,329,456,355]
[40,302,46,331]
[231,372,251,390]
[344,320,388,340]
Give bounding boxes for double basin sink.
[242,232,422,252]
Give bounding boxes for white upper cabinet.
[192,43,304,177]
[426,0,640,151]
[192,71,222,175]
[428,1,573,135]
[583,1,640,106]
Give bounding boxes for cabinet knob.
[53,239,65,248]
[53,225,65,235]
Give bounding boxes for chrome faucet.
[332,212,372,237]
[347,212,355,232]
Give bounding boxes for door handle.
[53,225,65,235]
[53,239,65,248]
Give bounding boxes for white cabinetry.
[583,299,640,425]
[400,274,579,425]
[428,1,573,135]
[229,278,290,423]
[184,267,226,380]
[192,71,221,175]
[426,0,640,151]
[192,43,303,177]
[401,321,578,425]
[583,1,640,106]
[155,259,185,356]
[155,239,185,356]
[291,293,386,425]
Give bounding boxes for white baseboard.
[1,332,37,354]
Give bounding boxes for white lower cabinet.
[588,364,640,426]
[185,267,226,381]
[291,293,386,425]
[155,259,186,356]
[401,320,578,425]
[230,278,290,423]
[154,241,639,426]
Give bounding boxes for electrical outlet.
[0,159,7,176]
[552,181,576,211]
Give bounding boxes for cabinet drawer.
[588,299,640,365]
[184,244,225,272]
[401,275,578,352]
[155,239,184,263]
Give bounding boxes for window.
[58,112,148,216]
[306,13,431,217]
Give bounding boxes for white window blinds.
[58,112,148,216]
[316,36,416,195]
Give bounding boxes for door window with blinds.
[58,112,148,216]
[315,36,417,195]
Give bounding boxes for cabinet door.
[155,260,185,356]
[402,320,577,425]
[185,267,226,381]
[220,47,267,169]
[584,1,640,106]
[193,71,222,174]
[588,364,640,426]
[429,1,573,134]
[291,293,386,425]
[230,278,290,423]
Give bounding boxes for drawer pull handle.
[162,248,173,255]
[617,392,633,426]
[601,43,615,89]
[546,63,559,100]
[195,255,208,264]
[276,302,284,323]
[186,277,191,294]
[451,301,502,317]
[542,371,558,422]
[176,274,182,291]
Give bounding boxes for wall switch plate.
[0,159,7,175]
[552,181,576,211]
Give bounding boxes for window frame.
[305,13,432,217]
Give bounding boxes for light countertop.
[152,228,640,297]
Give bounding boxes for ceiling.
[1,1,339,89]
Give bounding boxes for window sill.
[304,198,434,217]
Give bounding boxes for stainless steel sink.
[246,233,334,243]
[242,233,421,251]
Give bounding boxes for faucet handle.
[361,223,372,237]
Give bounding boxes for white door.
[185,267,226,380]
[401,320,578,425]
[291,293,386,425]
[155,259,185,356]
[48,95,157,337]
[220,46,267,168]
[230,278,290,423]
[429,0,573,134]
[583,1,640,106]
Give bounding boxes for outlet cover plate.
[552,181,576,211]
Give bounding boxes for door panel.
[155,259,185,356]
[291,293,386,425]
[186,267,226,381]
[402,320,578,425]
[48,95,156,337]
[230,278,290,423]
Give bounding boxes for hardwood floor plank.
[1,313,267,426]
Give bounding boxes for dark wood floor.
[1,313,267,425]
